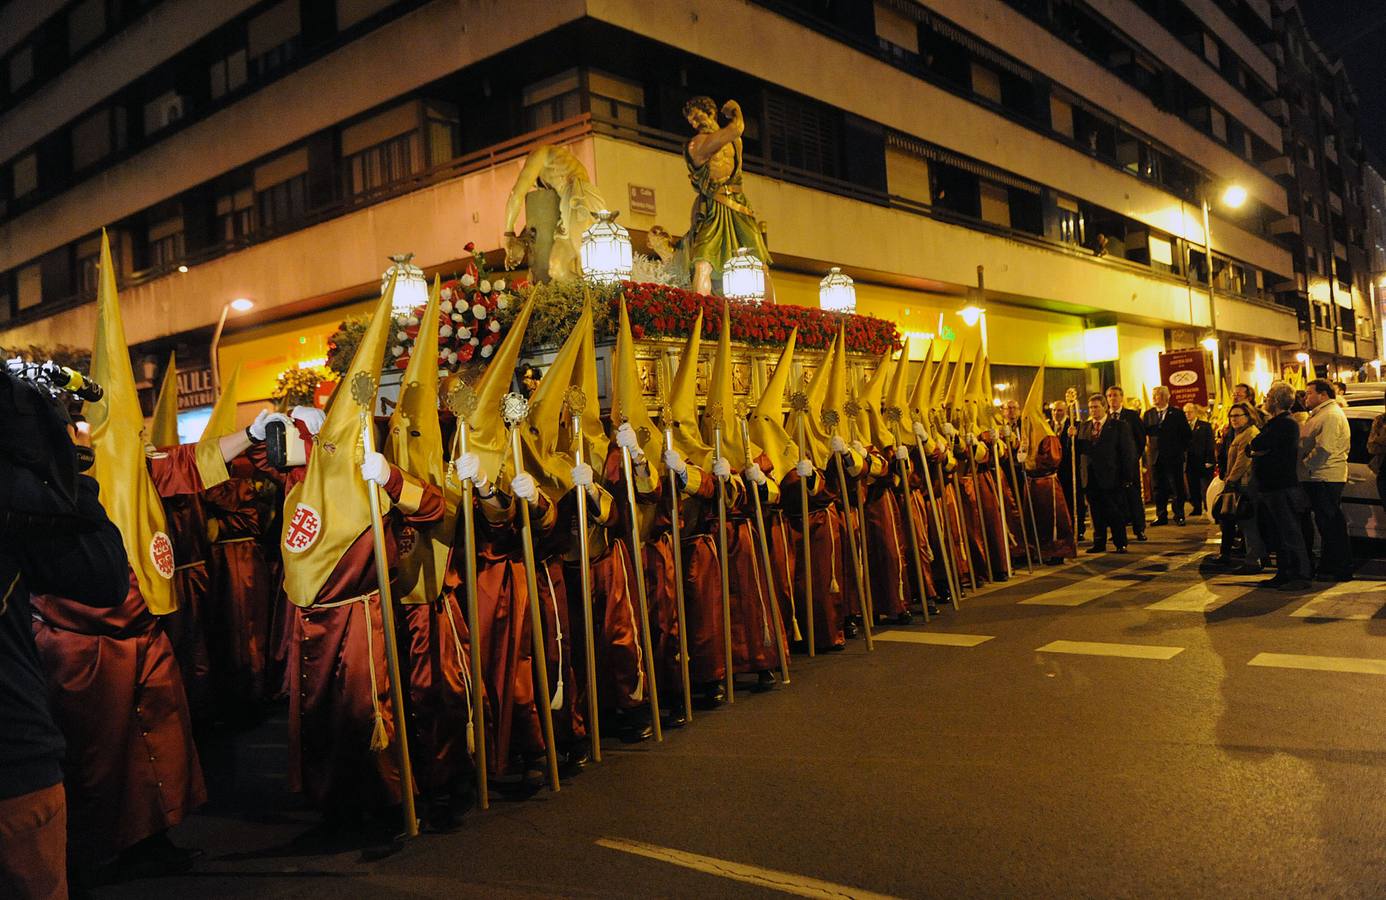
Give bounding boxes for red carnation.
[632,325,645,339]
[463,241,475,252]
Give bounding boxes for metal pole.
[739,415,790,685]
[793,414,816,655]
[568,402,602,762]
[507,417,561,791]
[449,404,489,810]
[824,409,873,650]
[713,423,734,704]
[354,381,419,837]
[917,433,963,610]
[1001,439,1035,574]
[662,421,694,723]
[885,410,930,622]
[842,403,878,629]
[619,443,663,742]
[209,303,230,400]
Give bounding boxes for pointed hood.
[885,337,916,446]
[856,347,895,447]
[201,361,243,440]
[1021,357,1054,469]
[280,274,397,607]
[701,300,759,465]
[611,296,663,462]
[466,294,536,483]
[666,310,714,468]
[750,327,800,476]
[522,296,605,498]
[150,351,180,448]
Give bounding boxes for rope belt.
[214,536,257,545]
[311,591,388,751]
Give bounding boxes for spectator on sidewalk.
[1247,382,1311,591]
[1105,386,1147,541]
[1184,403,1216,517]
[1299,379,1352,581]
[1143,386,1192,526]
[1077,393,1138,554]
[1213,402,1267,573]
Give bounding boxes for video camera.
[4,358,104,402]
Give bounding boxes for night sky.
[1298,0,1386,167]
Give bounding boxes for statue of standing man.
[503,144,606,283]
[683,96,775,302]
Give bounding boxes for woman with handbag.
[1213,402,1268,571]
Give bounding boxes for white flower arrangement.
[479,279,491,293]
[488,319,501,333]
[460,273,475,287]
[439,324,453,338]
[472,303,487,320]
[481,345,494,358]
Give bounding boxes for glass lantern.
[383,253,428,313]
[580,209,633,284]
[722,247,766,302]
[818,266,856,312]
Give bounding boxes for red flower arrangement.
[389,244,525,372]
[616,281,900,356]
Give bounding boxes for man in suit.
[1105,386,1147,541]
[1183,403,1216,516]
[1142,385,1193,525]
[1075,393,1138,552]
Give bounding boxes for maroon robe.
[860,449,912,617]
[782,466,847,651]
[1027,436,1077,561]
[724,468,785,674]
[662,464,728,685]
[159,491,213,722]
[31,444,212,868]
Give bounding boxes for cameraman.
[1,370,128,900]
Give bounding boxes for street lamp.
[210,298,254,399]
[580,209,633,285]
[383,253,428,313]
[722,247,766,303]
[818,266,856,312]
[958,304,988,354]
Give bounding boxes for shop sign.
[177,366,216,410]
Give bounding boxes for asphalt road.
[100,522,1386,898]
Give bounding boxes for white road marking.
[1020,551,1203,607]
[1290,579,1386,620]
[874,630,993,647]
[1036,640,1184,660]
[1247,652,1386,676]
[1144,579,1259,612]
[596,837,902,899]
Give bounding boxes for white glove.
[894,445,909,461]
[830,435,847,455]
[851,440,866,457]
[963,432,976,446]
[291,405,326,436]
[249,410,293,441]
[615,422,639,451]
[913,422,927,441]
[743,464,768,486]
[712,458,731,480]
[1016,450,1028,464]
[360,451,390,486]
[663,448,687,475]
[999,424,1012,438]
[511,472,538,504]
[795,459,813,478]
[453,452,490,491]
[571,462,594,487]
[942,422,957,438]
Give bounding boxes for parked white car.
[1343,404,1384,541]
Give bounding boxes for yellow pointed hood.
[280,274,397,608]
[856,347,895,447]
[522,296,605,498]
[150,351,180,448]
[667,310,714,468]
[750,328,801,476]
[611,296,663,462]
[201,361,243,440]
[701,300,759,465]
[884,337,916,446]
[467,294,536,484]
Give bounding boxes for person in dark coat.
[1105,386,1147,540]
[1248,382,1311,590]
[1183,403,1216,516]
[1142,386,1193,525]
[1075,393,1139,553]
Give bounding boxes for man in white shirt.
[1299,378,1352,581]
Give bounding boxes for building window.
[209,49,248,100]
[71,108,117,171]
[424,101,461,167]
[587,70,644,129]
[12,153,37,198]
[68,0,106,55]
[874,2,919,54]
[1208,107,1227,142]
[147,217,185,269]
[75,236,102,296]
[143,91,186,136]
[523,70,581,132]
[971,63,1002,104]
[257,175,307,230]
[216,188,255,242]
[247,0,301,79]
[1057,196,1085,245]
[8,45,34,93]
[979,180,1010,228]
[764,91,841,179]
[1050,95,1074,138]
[345,132,420,196]
[17,264,42,310]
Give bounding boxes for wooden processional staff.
[445,380,489,810]
[909,410,963,610]
[883,406,929,623]
[821,406,873,651]
[932,411,977,595]
[735,399,791,684]
[842,399,877,627]
[658,390,695,723]
[617,415,663,742]
[353,372,419,837]
[787,389,815,656]
[501,391,562,791]
[707,401,735,704]
[563,386,602,761]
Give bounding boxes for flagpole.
[618,426,663,743]
[710,406,735,704]
[352,373,419,838]
[884,408,930,622]
[789,394,816,655]
[822,408,873,651]
[737,402,790,685]
[565,387,602,762]
[502,393,561,792]
[660,404,694,724]
[445,383,489,810]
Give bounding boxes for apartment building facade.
[0,0,1328,416]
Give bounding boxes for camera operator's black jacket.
[1,372,127,801]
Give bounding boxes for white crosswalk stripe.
[1020,550,1203,607]
[1036,640,1184,660]
[874,630,993,647]
[1290,578,1386,620]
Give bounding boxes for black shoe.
[1045,556,1065,566]
[1231,563,1264,576]
[1152,518,1169,527]
[1277,579,1312,592]
[1135,532,1148,542]
[826,642,846,652]
[844,619,859,639]
[1086,544,1106,554]
[664,703,689,728]
[751,670,777,693]
[1208,555,1231,566]
[560,742,592,774]
[926,603,941,616]
[618,711,654,743]
[696,680,726,709]
[1174,518,1186,527]
[1260,574,1290,588]
[425,795,463,833]
[894,611,912,626]
[1114,545,1128,553]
